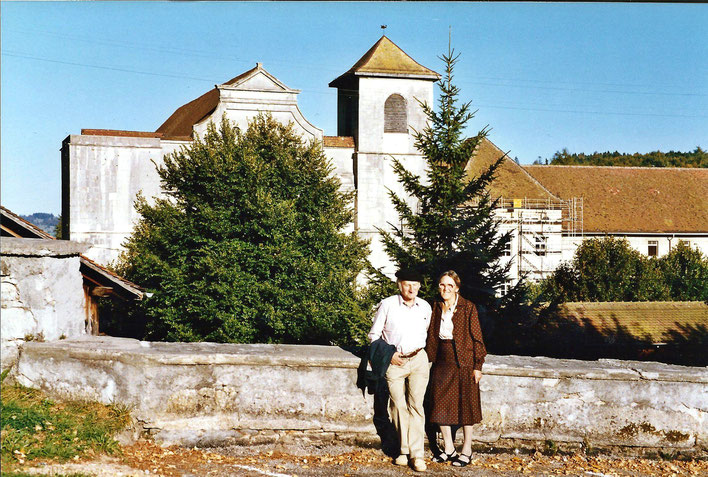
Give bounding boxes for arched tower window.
[384,94,407,133]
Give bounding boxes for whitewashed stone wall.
[1,238,88,369]
[12,337,707,454]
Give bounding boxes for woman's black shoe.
[451,453,472,467]
[432,450,458,463]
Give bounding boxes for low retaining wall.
[11,336,708,454]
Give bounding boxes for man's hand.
[390,351,405,366]
[473,369,482,383]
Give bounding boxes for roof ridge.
[525,164,707,171]
[480,139,561,201]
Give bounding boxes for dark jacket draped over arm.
[425,296,487,371]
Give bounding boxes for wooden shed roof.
[0,206,143,300]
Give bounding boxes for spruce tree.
[114,114,370,345]
[379,46,520,335]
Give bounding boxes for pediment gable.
[222,63,296,92]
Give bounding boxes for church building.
[62,36,440,277]
[61,36,708,288]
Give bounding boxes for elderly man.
[368,269,432,472]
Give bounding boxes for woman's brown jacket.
[425,295,487,371]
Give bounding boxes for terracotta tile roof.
[81,129,163,138]
[155,87,220,139]
[465,139,558,201]
[323,136,355,148]
[155,65,269,139]
[553,301,708,344]
[1,206,54,239]
[524,165,708,233]
[330,36,439,87]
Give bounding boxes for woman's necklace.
[443,295,456,313]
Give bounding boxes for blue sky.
[2,2,707,215]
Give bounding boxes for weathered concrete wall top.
[12,337,707,453]
[1,237,88,257]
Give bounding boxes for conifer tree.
[379,45,521,334]
[114,114,370,345]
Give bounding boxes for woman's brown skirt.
[429,340,482,426]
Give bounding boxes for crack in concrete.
[628,367,648,380]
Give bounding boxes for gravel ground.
[13,440,708,476]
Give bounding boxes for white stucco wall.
[323,146,355,194]
[194,85,323,144]
[64,135,187,265]
[356,76,433,155]
[561,234,708,266]
[350,76,435,275]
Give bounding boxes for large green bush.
[113,114,370,345]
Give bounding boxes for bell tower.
[329,36,440,274]
[329,35,439,155]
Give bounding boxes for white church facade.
[62,36,708,288]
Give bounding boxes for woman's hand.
[390,352,404,366]
[473,369,482,383]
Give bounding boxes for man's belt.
[399,348,424,359]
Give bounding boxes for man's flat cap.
[395,268,423,282]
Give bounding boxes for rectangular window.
[648,240,658,257]
[503,239,512,256]
[534,234,547,256]
[498,280,514,297]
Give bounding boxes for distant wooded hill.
[20,213,58,236]
[535,147,706,168]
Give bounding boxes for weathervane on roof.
[381,25,387,33]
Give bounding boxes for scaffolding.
[492,197,584,282]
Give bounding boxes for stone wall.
[11,336,707,455]
[1,238,89,369]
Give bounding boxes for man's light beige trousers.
[385,351,430,458]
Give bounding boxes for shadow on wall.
[490,308,707,367]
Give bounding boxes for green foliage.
[659,241,708,301]
[535,147,707,168]
[54,214,63,239]
[18,213,59,237]
[536,237,707,302]
[114,114,370,345]
[378,45,521,342]
[0,384,130,466]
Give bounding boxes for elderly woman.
[425,270,487,467]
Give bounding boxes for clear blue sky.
[2,2,707,215]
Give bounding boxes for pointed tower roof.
[329,36,439,87]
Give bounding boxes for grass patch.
[1,383,131,469]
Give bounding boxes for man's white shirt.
[368,295,432,354]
